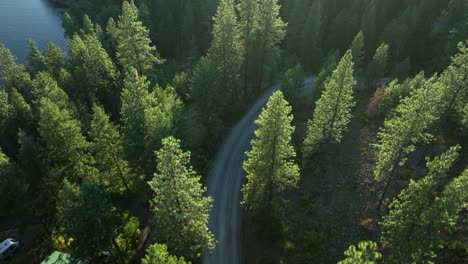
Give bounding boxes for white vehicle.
[0,238,20,260]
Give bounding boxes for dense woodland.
[0,0,467,263]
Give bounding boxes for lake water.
[0,0,68,64]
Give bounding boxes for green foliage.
[43,42,68,86]
[89,104,133,193]
[303,50,355,157]
[301,0,323,71]
[311,50,339,101]
[148,137,215,260]
[172,72,192,101]
[0,44,33,98]
[237,0,260,98]
[68,33,116,107]
[381,146,466,263]
[366,42,389,86]
[251,0,286,91]
[0,149,27,215]
[281,64,305,104]
[206,0,243,103]
[374,75,442,180]
[32,71,78,118]
[56,180,115,258]
[27,39,46,76]
[115,211,141,262]
[439,42,468,121]
[113,0,162,75]
[120,69,150,172]
[338,241,381,264]
[379,71,425,115]
[38,98,96,209]
[349,31,365,71]
[142,243,188,264]
[242,91,300,213]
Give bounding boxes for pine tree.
[252,0,287,91]
[113,0,162,75]
[120,69,150,172]
[89,104,132,193]
[143,85,182,173]
[338,241,381,264]
[349,30,365,71]
[241,91,300,213]
[27,40,46,76]
[69,33,116,107]
[148,136,215,259]
[237,0,259,99]
[301,0,323,71]
[206,0,243,102]
[0,44,33,99]
[56,180,116,258]
[379,72,425,115]
[381,146,466,263]
[142,243,187,264]
[374,76,443,210]
[303,50,355,158]
[367,42,389,86]
[43,42,68,85]
[38,98,96,208]
[439,42,468,118]
[32,72,77,118]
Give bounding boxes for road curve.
[203,78,315,264]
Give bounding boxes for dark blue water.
[0,0,68,64]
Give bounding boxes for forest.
[0,0,467,263]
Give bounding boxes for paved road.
[203,78,315,264]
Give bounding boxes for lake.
[0,0,68,64]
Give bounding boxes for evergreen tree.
[349,30,365,71]
[43,42,68,86]
[366,42,389,87]
[439,42,468,118]
[237,0,259,99]
[252,0,287,91]
[143,85,182,172]
[281,64,305,104]
[89,104,132,193]
[113,0,162,75]
[68,33,116,108]
[148,137,215,260]
[303,50,355,158]
[38,98,96,208]
[142,243,188,264]
[381,146,466,263]
[338,241,381,264]
[56,180,116,258]
[361,0,377,53]
[120,69,150,172]
[374,75,443,210]
[206,0,243,103]
[32,72,77,118]
[379,72,425,115]
[301,0,323,71]
[27,40,46,76]
[241,91,300,213]
[0,44,33,99]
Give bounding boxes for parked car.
[0,238,20,260]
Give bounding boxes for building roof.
[40,251,86,264]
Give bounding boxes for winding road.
[203,78,315,264]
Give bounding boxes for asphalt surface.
[203,77,315,264]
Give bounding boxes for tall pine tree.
[303,50,355,158]
[241,91,300,213]
[148,137,215,260]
